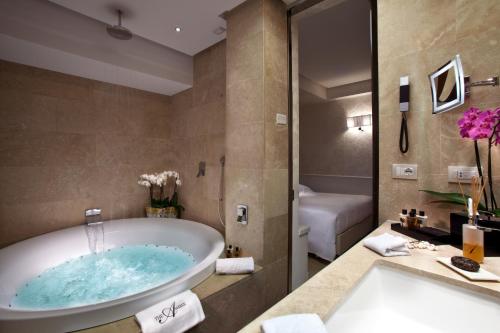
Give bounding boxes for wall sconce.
[346,114,372,131]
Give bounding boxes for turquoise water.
[11,245,196,310]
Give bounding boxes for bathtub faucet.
[85,208,103,225]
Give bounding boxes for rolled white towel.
[135,290,205,333]
[363,232,410,257]
[216,257,254,274]
[261,314,328,333]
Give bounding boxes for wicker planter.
[145,207,178,218]
[164,207,178,218]
[145,207,165,218]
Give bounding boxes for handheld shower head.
[106,10,132,40]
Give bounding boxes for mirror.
[428,54,465,114]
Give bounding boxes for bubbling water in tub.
[11,245,196,310]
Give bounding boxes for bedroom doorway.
[288,0,379,290]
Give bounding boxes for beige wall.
[378,0,500,229]
[169,41,226,233]
[225,0,289,308]
[299,93,373,177]
[0,40,228,247]
[0,60,173,247]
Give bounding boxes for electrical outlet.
[392,164,418,180]
[448,166,479,183]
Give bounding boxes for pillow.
[298,184,314,196]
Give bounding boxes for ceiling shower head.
[106,9,132,40]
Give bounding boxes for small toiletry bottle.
[399,209,408,228]
[226,245,233,258]
[417,210,427,227]
[234,246,240,257]
[407,210,419,230]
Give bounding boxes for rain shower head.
[106,10,132,40]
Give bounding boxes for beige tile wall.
[225,0,289,307]
[168,41,227,233]
[0,60,173,247]
[299,93,373,177]
[378,0,500,229]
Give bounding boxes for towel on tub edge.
[135,290,205,333]
[215,257,254,274]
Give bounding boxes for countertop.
[239,221,500,332]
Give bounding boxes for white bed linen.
[299,192,372,261]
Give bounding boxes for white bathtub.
[0,218,224,332]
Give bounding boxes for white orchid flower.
[176,179,182,186]
[138,180,151,187]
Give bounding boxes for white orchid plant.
[138,171,184,213]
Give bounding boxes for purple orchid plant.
[457,107,500,212]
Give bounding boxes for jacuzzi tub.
[0,218,225,332]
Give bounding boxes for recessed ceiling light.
[175,26,181,32]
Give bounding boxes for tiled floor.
[308,255,329,278]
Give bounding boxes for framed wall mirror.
[429,54,465,114]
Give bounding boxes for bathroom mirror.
[428,54,465,114]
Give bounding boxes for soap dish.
[436,257,500,282]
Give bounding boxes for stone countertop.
[240,221,500,332]
[77,265,262,333]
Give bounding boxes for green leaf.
[419,189,486,211]
[493,209,500,217]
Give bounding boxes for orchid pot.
[138,171,185,219]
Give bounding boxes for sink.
[324,262,500,333]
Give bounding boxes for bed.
[299,184,373,261]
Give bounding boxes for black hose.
[399,112,409,154]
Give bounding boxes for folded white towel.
[261,314,328,333]
[135,290,205,333]
[363,233,410,257]
[216,257,254,274]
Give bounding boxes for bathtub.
[0,218,225,333]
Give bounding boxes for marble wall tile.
[226,32,264,87]
[263,256,288,308]
[225,122,265,169]
[0,60,174,247]
[264,31,288,85]
[167,42,227,230]
[0,130,96,168]
[225,0,288,310]
[188,268,266,333]
[226,79,264,126]
[263,169,288,219]
[263,214,288,266]
[456,0,500,40]
[378,0,457,61]
[0,90,57,132]
[377,0,500,227]
[225,166,265,261]
[226,0,264,47]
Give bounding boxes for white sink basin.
[325,263,500,333]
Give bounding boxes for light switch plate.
[448,166,479,183]
[276,113,287,125]
[392,164,418,180]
